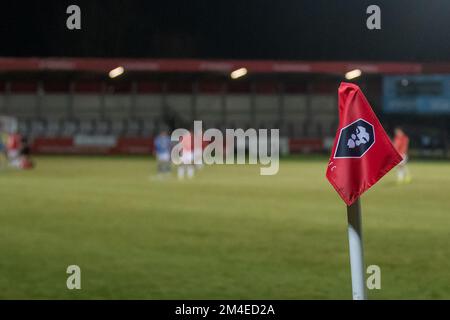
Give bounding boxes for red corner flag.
[326,82,402,206]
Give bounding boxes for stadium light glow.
[230,67,248,79]
[345,69,362,80]
[109,66,124,78]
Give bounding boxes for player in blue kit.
[153,130,172,178]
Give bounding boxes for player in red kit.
[177,131,195,180]
[393,127,411,184]
[7,132,22,168]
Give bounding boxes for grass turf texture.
[0,156,449,299]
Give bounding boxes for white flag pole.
[346,198,367,300]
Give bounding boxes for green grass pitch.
[0,156,449,299]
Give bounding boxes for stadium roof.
[2,57,450,75]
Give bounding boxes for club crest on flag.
[334,119,375,158]
[326,82,402,206]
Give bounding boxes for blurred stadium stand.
[0,58,449,156]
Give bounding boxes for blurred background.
[1,58,450,157]
[1,0,450,157]
[0,0,449,299]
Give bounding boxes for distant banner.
[288,138,323,153]
[74,135,117,147]
[32,136,153,155]
[31,136,315,155]
[383,75,450,114]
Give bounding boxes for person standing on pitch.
[154,130,172,178]
[178,131,195,180]
[193,130,204,171]
[0,130,7,169]
[6,130,22,168]
[393,127,411,183]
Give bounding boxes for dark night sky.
[1,0,450,61]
